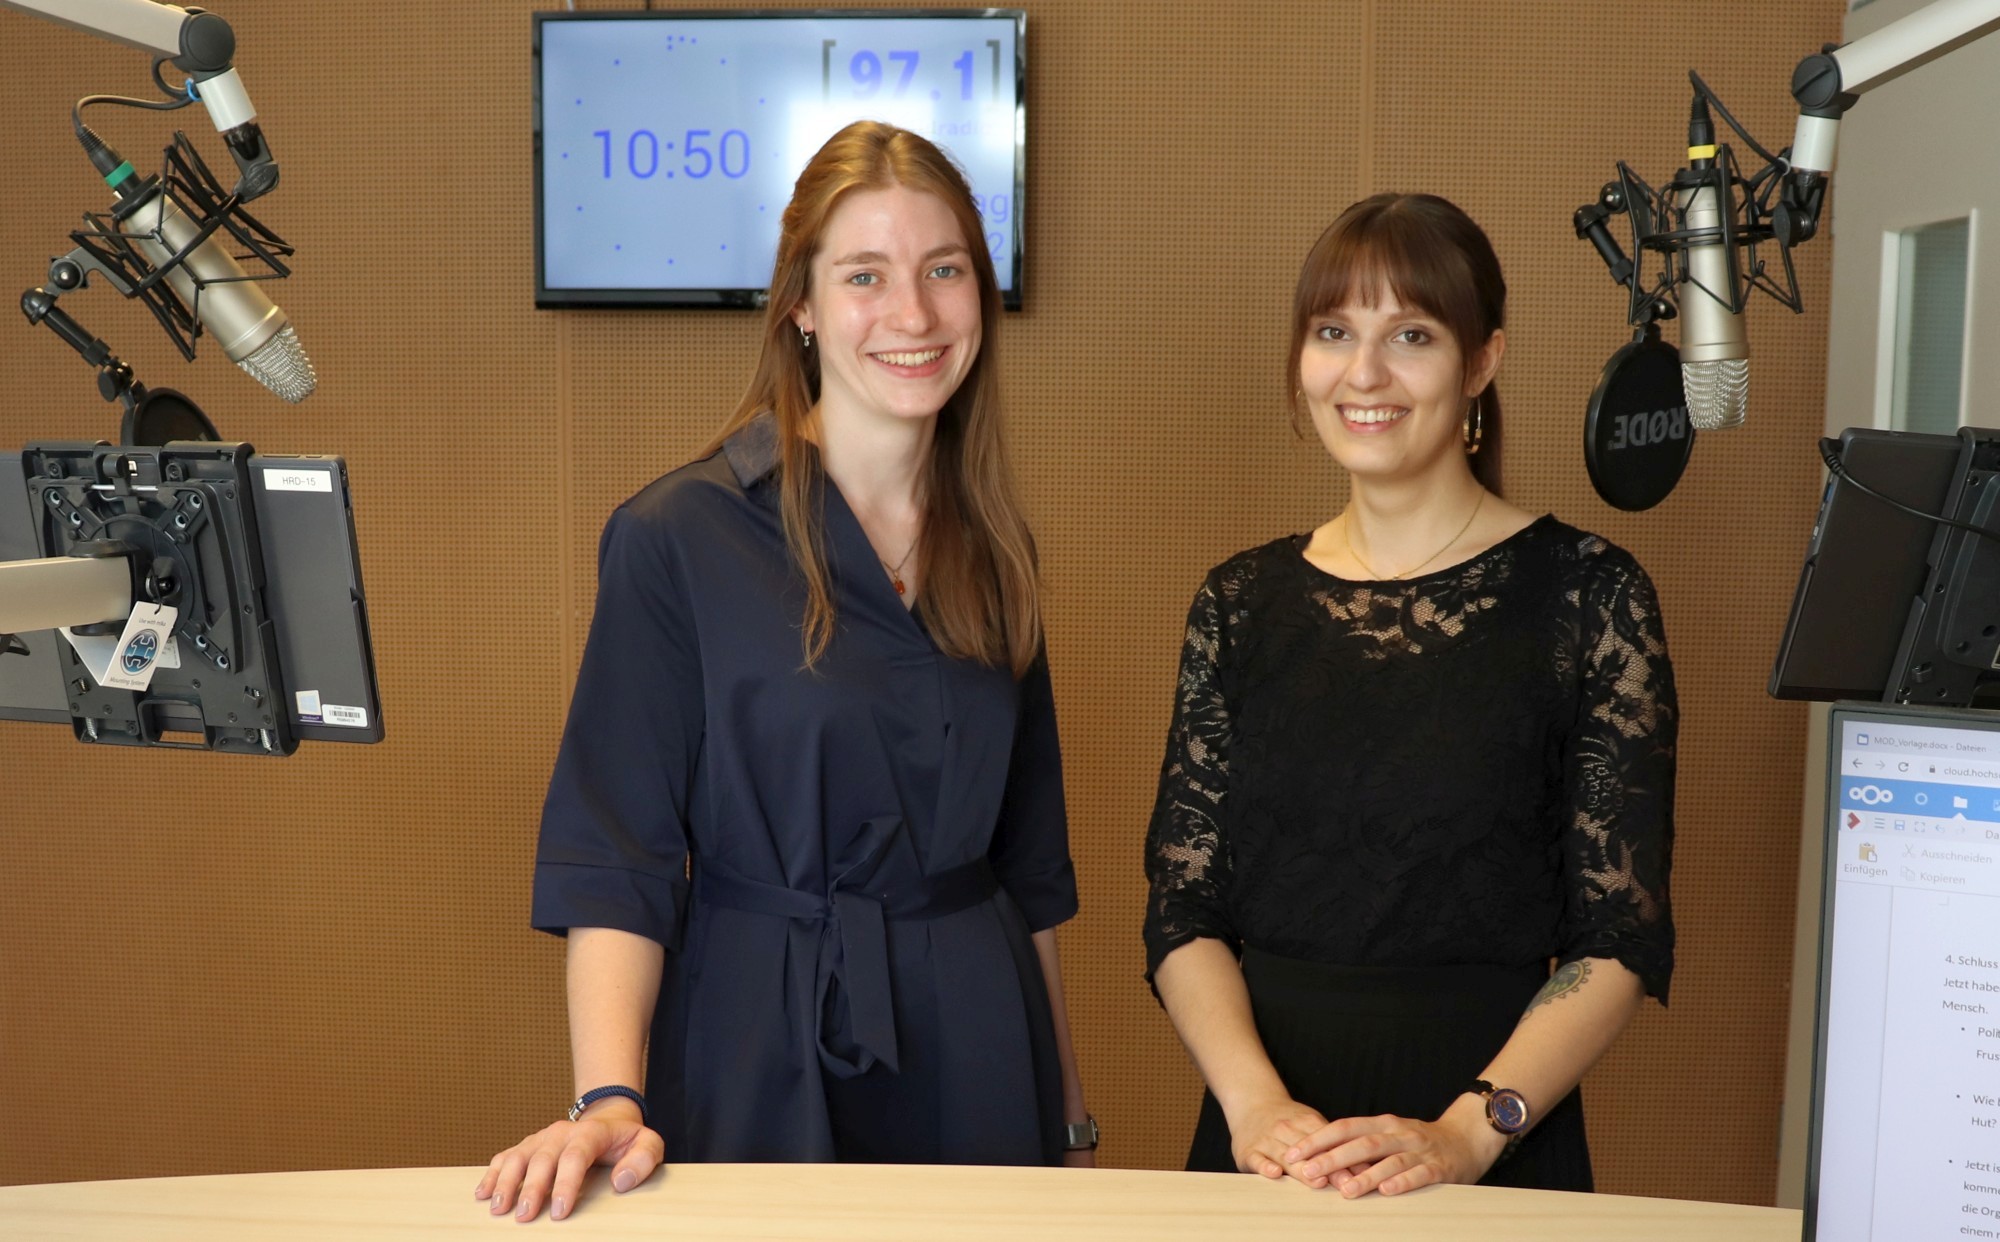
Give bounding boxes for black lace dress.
[1142,516,1676,1189]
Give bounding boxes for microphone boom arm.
[0,0,211,62]
[0,0,310,409]
[1572,3,2000,346]
[0,0,277,200]
[1783,0,2000,243]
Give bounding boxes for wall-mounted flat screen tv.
[534,9,1026,309]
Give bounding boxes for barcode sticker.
[323,703,369,729]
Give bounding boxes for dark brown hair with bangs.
[1285,193,1507,494]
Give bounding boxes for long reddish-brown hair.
[1285,193,1508,494]
[705,121,1041,676]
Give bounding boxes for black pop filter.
[1584,329,1695,511]
[121,387,220,446]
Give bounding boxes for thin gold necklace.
[1342,491,1485,581]
[879,538,918,597]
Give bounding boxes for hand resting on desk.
[474,1097,662,1223]
[1281,1095,1509,1197]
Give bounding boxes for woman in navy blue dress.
[477,122,1092,1224]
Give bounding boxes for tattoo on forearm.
[1522,960,1592,1017]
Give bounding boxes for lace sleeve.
[1143,574,1240,987]
[1558,548,1677,1003]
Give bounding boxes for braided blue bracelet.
[569,1085,648,1125]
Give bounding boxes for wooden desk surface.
[0,1163,1801,1241]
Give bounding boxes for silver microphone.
[1678,179,1748,430]
[120,184,315,403]
[1676,98,1747,431]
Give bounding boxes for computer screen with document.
[1809,704,2000,1239]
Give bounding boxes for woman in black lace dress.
[1143,193,1675,1197]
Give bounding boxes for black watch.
[1467,1080,1530,1135]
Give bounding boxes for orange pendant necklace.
[880,540,917,597]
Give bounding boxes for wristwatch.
[1467,1080,1530,1135]
[1062,1116,1100,1151]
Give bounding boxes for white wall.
[1775,0,2000,1208]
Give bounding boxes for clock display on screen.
[534,11,1025,308]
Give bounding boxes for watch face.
[1488,1088,1530,1134]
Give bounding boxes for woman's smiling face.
[1299,289,1500,486]
[792,184,983,427]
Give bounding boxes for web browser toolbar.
[1843,722,2000,762]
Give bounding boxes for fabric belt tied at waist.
[694,853,998,1078]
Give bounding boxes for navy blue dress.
[532,413,1078,1165]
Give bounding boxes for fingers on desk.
[1246,1129,1306,1180]
[473,1121,605,1222]
[1284,1114,1465,1197]
[517,1141,570,1221]
[1236,1106,1328,1183]
[473,1119,665,1223]
[473,1137,533,1213]
[1349,1149,1443,1197]
[1285,1115,1389,1168]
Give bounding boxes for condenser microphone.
[119,185,315,402]
[84,129,315,403]
[1676,96,1748,430]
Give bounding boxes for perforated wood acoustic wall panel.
[0,0,1841,1207]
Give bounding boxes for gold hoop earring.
[1463,395,1484,456]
